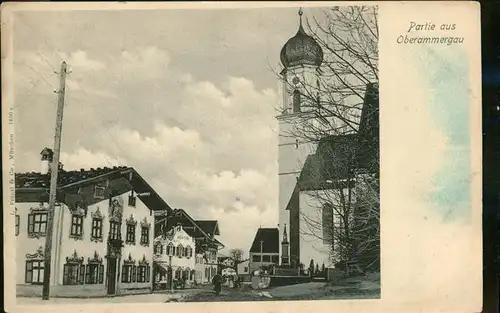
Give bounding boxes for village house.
[276,10,380,271]
[248,228,280,274]
[154,209,224,285]
[152,224,195,289]
[237,259,250,277]
[217,255,236,276]
[15,148,172,298]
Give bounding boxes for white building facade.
[15,155,171,298]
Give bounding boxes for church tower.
[277,8,324,268]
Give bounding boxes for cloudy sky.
[12,6,317,254]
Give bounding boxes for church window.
[322,203,334,245]
[293,90,301,113]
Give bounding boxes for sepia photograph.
[8,4,380,304]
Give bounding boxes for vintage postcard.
[2,1,482,313]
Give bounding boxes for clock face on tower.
[292,76,300,85]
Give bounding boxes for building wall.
[16,190,156,297]
[237,260,249,275]
[277,114,317,266]
[248,252,279,273]
[298,190,354,268]
[194,254,205,283]
[153,226,195,282]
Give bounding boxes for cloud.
[14,39,279,252]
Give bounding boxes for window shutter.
[27,214,34,234]
[146,265,150,282]
[25,261,32,283]
[79,264,85,284]
[99,264,104,284]
[63,264,69,285]
[85,265,90,284]
[131,266,137,283]
[121,266,127,283]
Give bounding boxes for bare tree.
[277,6,380,273]
[227,248,248,273]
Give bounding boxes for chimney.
[40,148,54,175]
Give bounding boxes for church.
[276,9,380,272]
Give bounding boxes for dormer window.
[94,186,105,199]
[128,191,136,207]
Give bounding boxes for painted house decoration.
[152,224,195,289]
[248,228,280,274]
[276,10,380,271]
[15,154,172,298]
[154,209,224,285]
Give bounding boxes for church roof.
[297,83,379,191]
[249,228,279,254]
[280,9,323,68]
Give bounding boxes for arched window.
[322,203,334,245]
[293,90,301,113]
[154,242,162,255]
[166,243,174,256]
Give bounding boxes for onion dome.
[280,8,324,68]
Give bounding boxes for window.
[94,186,105,198]
[91,218,103,241]
[109,221,121,240]
[121,264,136,283]
[185,246,193,258]
[137,265,150,283]
[15,215,20,236]
[154,242,163,255]
[177,245,184,257]
[70,214,84,239]
[252,255,261,262]
[293,89,301,113]
[244,267,248,273]
[262,255,271,262]
[126,224,136,244]
[322,203,334,245]
[271,255,279,263]
[140,226,149,246]
[25,260,44,284]
[85,263,104,284]
[27,212,47,237]
[166,243,174,256]
[63,262,85,285]
[128,195,136,207]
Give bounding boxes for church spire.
[282,223,288,244]
[297,7,305,34]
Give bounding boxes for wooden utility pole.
[42,61,68,300]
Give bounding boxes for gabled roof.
[15,166,172,213]
[194,220,220,236]
[249,228,279,254]
[158,209,224,248]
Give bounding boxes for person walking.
[212,272,223,296]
